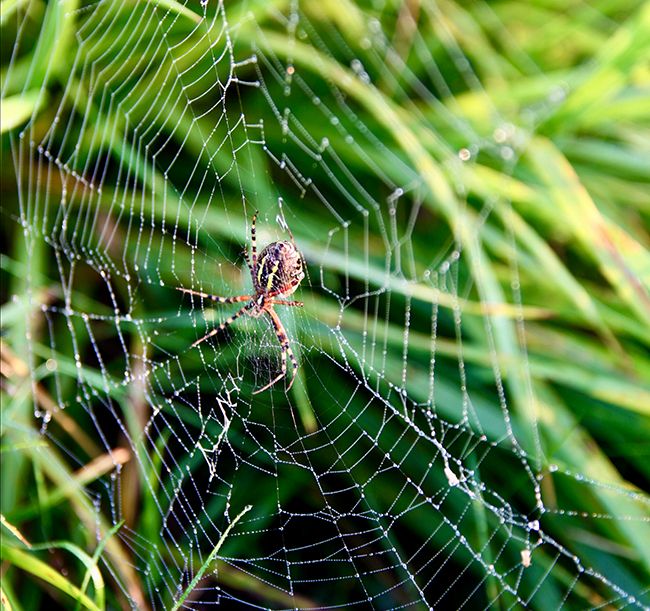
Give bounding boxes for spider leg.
[191,302,250,348]
[271,299,303,307]
[177,287,251,304]
[285,345,299,392]
[252,307,298,394]
[243,248,253,274]
[250,211,258,270]
[253,354,286,394]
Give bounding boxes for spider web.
[3,0,649,608]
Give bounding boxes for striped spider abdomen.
[256,240,304,297]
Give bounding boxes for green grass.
[1,0,649,608]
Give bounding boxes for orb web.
[3,0,649,609]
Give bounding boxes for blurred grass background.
[1,0,650,609]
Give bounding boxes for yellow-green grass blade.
[0,91,44,134]
[1,545,100,611]
[170,504,252,610]
[527,137,650,326]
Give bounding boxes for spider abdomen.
[256,240,304,296]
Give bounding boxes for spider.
[177,211,305,394]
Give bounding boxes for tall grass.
[1,0,649,608]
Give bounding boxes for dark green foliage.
[1,0,649,609]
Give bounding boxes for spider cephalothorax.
[177,212,304,393]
